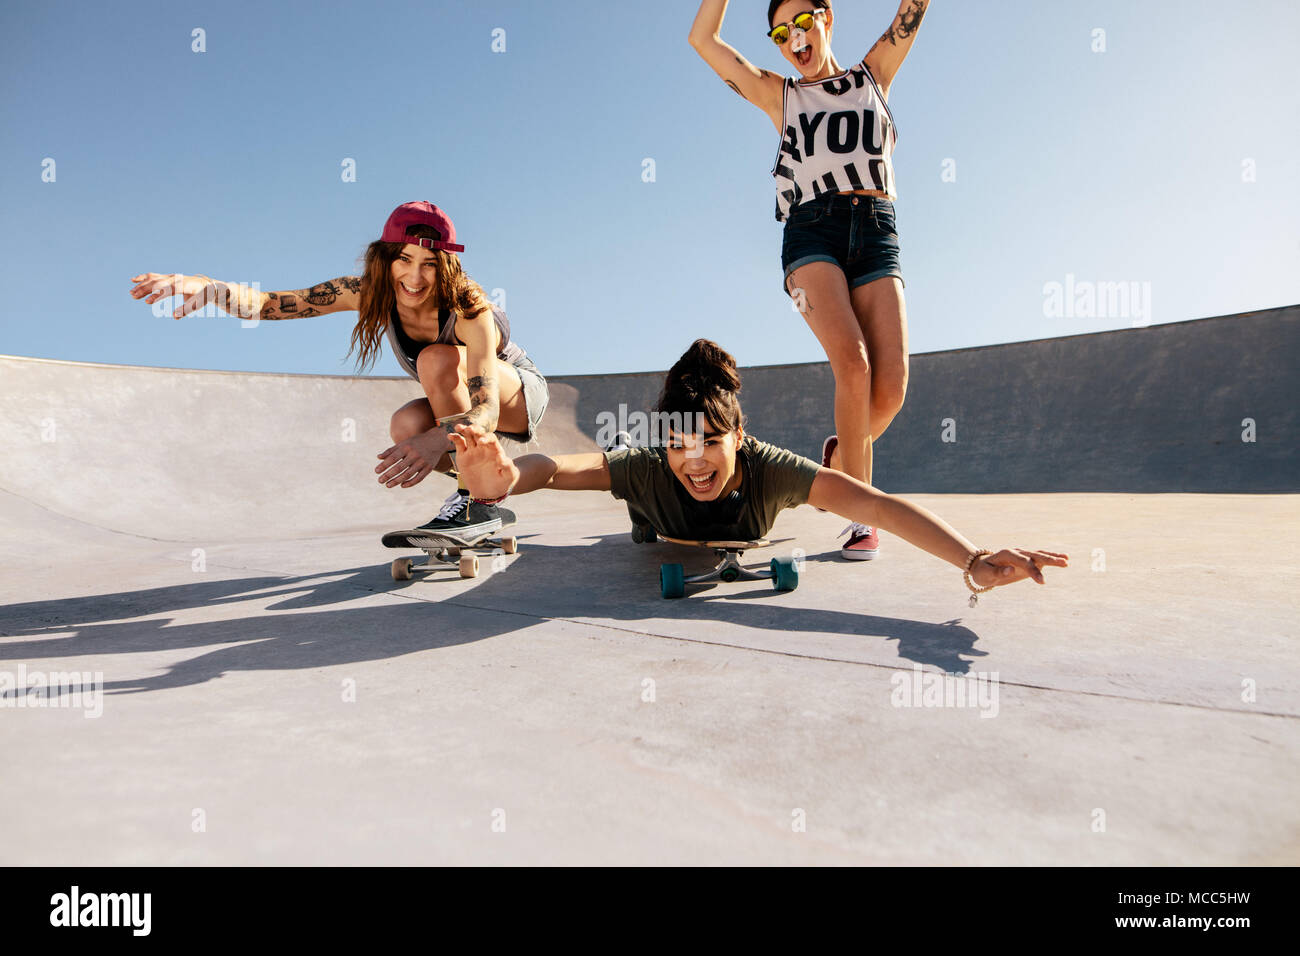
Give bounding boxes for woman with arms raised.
[688,0,931,562]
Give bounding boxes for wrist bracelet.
[963,549,995,607]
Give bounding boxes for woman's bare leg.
[414,343,530,443]
[786,261,872,484]
[825,277,909,484]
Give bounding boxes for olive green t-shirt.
[604,436,821,541]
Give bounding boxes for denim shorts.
[500,353,549,446]
[780,194,904,297]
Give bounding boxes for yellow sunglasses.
[767,9,825,45]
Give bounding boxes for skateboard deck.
[655,535,800,598]
[383,510,518,581]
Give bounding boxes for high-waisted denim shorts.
[780,194,904,297]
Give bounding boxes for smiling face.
[390,244,437,307]
[770,1,833,78]
[665,426,745,501]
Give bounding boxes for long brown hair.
[348,223,489,372]
[655,339,747,435]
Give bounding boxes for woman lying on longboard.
[448,339,1066,601]
[128,201,548,537]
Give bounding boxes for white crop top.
[771,59,898,221]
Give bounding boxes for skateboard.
[382,512,517,581]
[656,534,800,599]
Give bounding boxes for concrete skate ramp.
[0,357,599,542]
[2,306,1293,542]
[1,309,1297,866]
[566,305,1299,494]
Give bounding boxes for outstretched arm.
[864,0,931,94]
[129,272,361,320]
[688,0,785,129]
[449,424,612,497]
[806,467,1068,591]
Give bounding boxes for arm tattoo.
[733,54,772,80]
[464,374,501,431]
[339,276,362,293]
[725,79,744,97]
[303,280,340,306]
[879,0,928,46]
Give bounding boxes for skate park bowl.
[1,306,1296,864]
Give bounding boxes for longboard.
[655,534,800,599]
[383,509,517,581]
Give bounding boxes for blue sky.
[2,0,1297,376]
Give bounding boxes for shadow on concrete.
[0,535,987,696]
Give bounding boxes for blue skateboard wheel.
[770,556,799,592]
[660,563,686,599]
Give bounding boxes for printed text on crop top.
[770,59,898,222]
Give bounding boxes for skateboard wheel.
[500,536,517,555]
[770,556,799,592]
[660,563,686,599]
[459,555,479,578]
[391,557,412,582]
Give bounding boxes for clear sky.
[2,0,1297,377]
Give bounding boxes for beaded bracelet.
[963,549,995,607]
[471,492,510,506]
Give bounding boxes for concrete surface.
[1,316,1297,865]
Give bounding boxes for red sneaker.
[815,434,838,511]
[821,434,838,468]
[839,523,879,560]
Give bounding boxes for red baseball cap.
[379,201,465,253]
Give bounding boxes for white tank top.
[771,59,898,222]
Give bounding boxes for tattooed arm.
[864,0,931,95]
[258,276,362,321]
[688,0,785,132]
[130,272,360,320]
[453,308,502,433]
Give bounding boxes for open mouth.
[686,470,718,495]
[400,282,424,297]
[792,33,812,67]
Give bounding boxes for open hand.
[971,548,1069,590]
[129,272,264,319]
[448,424,519,500]
[375,429,451,489]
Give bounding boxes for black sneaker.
[413,489,506,542]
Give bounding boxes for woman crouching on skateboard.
[449,340,1067,602]
[689,0,931,561]
[128,201,548,538]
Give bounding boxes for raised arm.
[806,466,1068,590]
[129,272,361,320]
[449,425,612,498]
[864,0,931,95]
[688,0,786,131]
